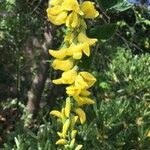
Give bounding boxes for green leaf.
[98,0,132,11]
[98,0,122,9]
[89,24,118,40]
[111,0,133,11]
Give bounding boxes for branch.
[116,32,145,52]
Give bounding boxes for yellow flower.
[66,12,80,28]
[70,115,78,129]
[77,32,98,56]
[50,42,91,61]
[79,71,96,88]
[147,131,150,137]
[75,108,86,124]
[47,6,67,25]
[81,1,99,19]
[61,0,83,15]
[52,66,78,84]
[68,44,83,59]
[62,119,70,138]
[69,138,76,148]
[68,43,90,59]
[50,44,83,59]
[80,89,91,96]
[52,58,74,71]
[47,5,63,15]
[73,95,95,106]
[56,139,67,145]
[66,72,95,96]
[50,109,67,122]
[66,85,91,97]
[61,107,66,123]
[82,42,90,56]
[71,130,77,139]
[57,132,63,138]
[49,48,68,59]
[64,97,71,117]
[50,110,61,118]
[47,0,84,26]
[78,32,98,45]
[66,85,81,96]
[75,74,89,89]
[49,0,63,6]
[75,145,83,150]
[47,11,67,25]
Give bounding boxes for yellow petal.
[62,119,70,138]
[47,6,62,15]
[80,97,95,106]
[61,107,66,122]
[49,0,63,6]
[80,89,91,96]
[70,138,75,148]
[73,96,94,106]
[61,66,78,84]
[47,8,67,25]
[61,0,83,15]
[57,132,63,138]
[79,71,96,87]
[67,44,84,59]
[66,85,81,96]
[70,115,78,129]
[65,97,71,117]
[66,12,80,28]
[71,130,77,139]
[73,51,83,59]
[49,48,68,59]
[50,110,61,118]
[147,130,150,137]
[67,86,91,97]
[75,74,88,89]
[52,58,74,71]
[68,43,91,58]
[82,43,90,56]
[52,78,63,84]
[75,108,86,124]
[73,95,84,106]
[52,66,78,85]
[75,145,83,150]
[78,32,98,45]
[81,1,99,19]
[56,139,67,145]
[80,71,96,81]
[62,0,78,11]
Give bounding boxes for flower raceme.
[47,0,99,149]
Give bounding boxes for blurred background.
[0,0,150,149]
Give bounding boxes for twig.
[116,32,144,52]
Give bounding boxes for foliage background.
[0,0,150,149]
